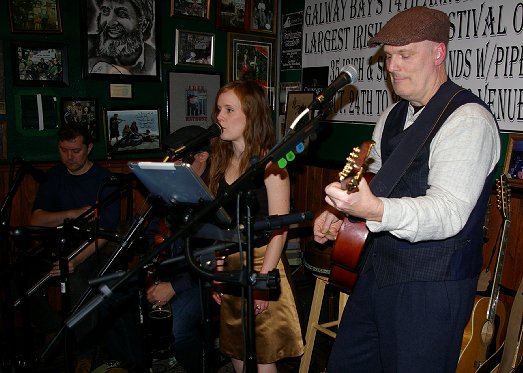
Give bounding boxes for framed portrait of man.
[81,0,160,81]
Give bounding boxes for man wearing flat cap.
[313,6,500,372]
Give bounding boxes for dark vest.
[367,81,498,287]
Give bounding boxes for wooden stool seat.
[299,274,349,373]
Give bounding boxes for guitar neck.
[486,218,511,322]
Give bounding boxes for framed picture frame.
[174,29,214,67]
[216,0,248,31]
[250,0,276,34]
[171,0,210,19]
[61,98,99,141]
[16,93,60,134]
[12,42,68,86]
[82,0,160,81]
[8,0,62,33]
[503,133,523,188]
[168,71,221,133]
[284,91,315,134]
[109,83,133,99]
[228,33,276,108]
[104,107,162,154]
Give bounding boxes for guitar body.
[329,217,369,291]
[475,343,503,373]
[457,293,507,372]
[326,141,375,292]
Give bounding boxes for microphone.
[308,64,358,110]
[14,157,47,183]
[104,173,135,185]
[169,123,222,160]
[253,211,314,232]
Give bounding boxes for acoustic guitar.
[477,258,523,373]
[329,140,375,292]
[457,175,511,372]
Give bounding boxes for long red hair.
[208,80,275,194]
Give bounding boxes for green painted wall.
[0,0,510,171]
[0,1,228,162]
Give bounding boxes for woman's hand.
[254,299,269,316]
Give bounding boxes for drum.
[302,238,332,276]
[91,360,128,372]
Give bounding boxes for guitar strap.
[499,276,523,372]
[369,81,466,197]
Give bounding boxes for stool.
[299,275,349,373]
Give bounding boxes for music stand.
[129,161,231,227]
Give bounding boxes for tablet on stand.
[129,161,232,227]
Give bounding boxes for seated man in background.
[145,125,212,373]
[30,124,145,373]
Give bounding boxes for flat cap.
[368,6,449,47]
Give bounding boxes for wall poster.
[302,0,523,132]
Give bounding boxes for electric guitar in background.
[329,140,375,293]
[457,175,511,372]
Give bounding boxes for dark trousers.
[327,266,477,373]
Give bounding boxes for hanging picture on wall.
[168,71,221,133]
[250,0,276,34]
[61,98,99,141]
[16,94,60,134]
[228,33,276,108]
[216,0,248,31]
[174,29,215,67]
[171,0,210,19]
[82,0,160,80]
[504,133,523,188]
[104,107,161,154]
[12,42,68,86]
[8,0,62,33]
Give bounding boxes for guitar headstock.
[496,174,511,220]
[339,140,375,192]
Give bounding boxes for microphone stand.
[39,202,154,367]
[64,108,328,373]
[0,163,31,369]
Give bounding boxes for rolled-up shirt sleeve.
[366,103,500,243]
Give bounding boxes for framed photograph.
[12,42,68,86]
[503,133,523,188]
[284,91,315,133]
[217,0,248,31]
[104,107,161,154]
[171,0,210,19]
[228,33,276,108]
[61,98,99,141]
[8,0,62,33]
[174,29,214,67]
[82,0,160,80]
[250,0,276,34]
[109,83,133,99]
[168,71,221,133]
